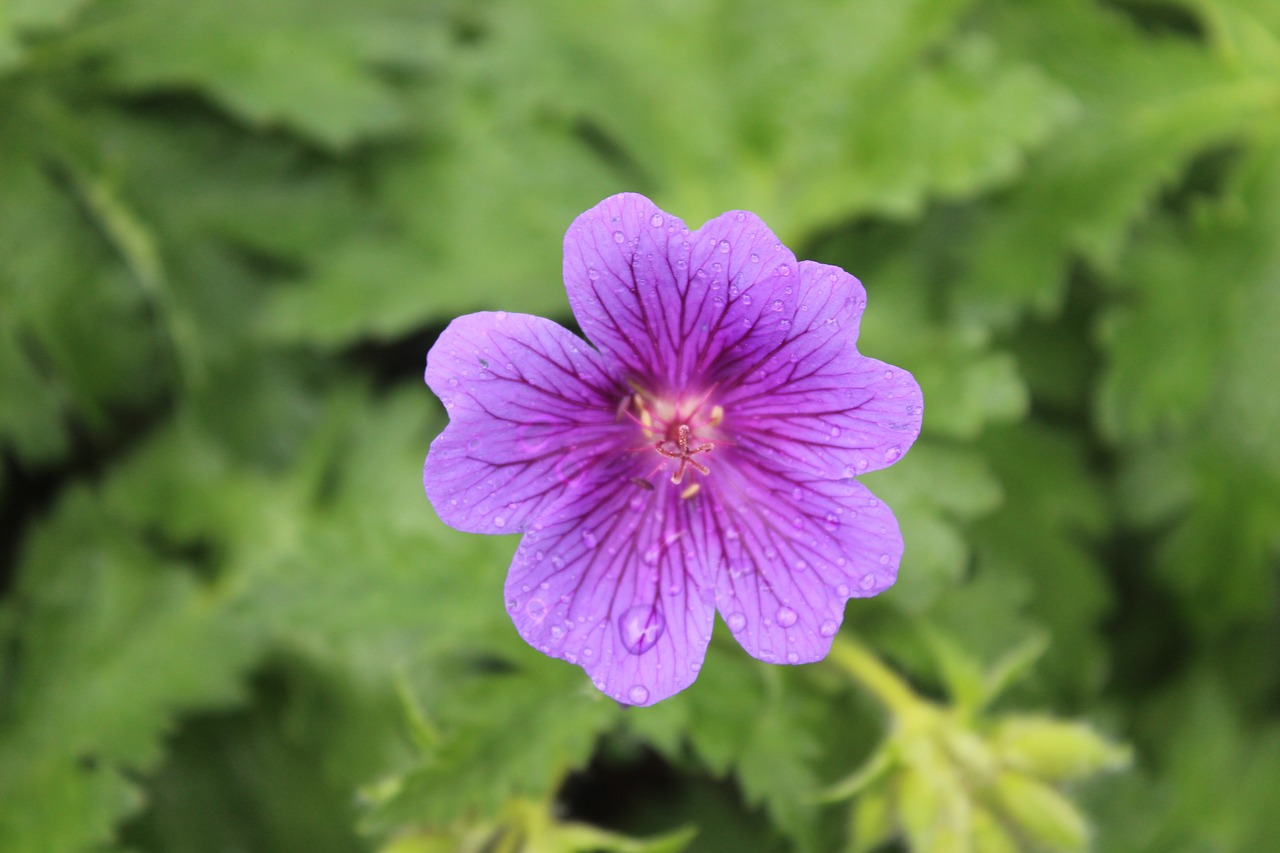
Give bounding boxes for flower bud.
[991,770,1090,851]
[993,716,1131,781]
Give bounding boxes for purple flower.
[424,193,922,706]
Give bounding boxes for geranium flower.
[424,193,922,706]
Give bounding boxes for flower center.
[624,385,723,496]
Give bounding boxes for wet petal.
[708,453,903,665]
[504,466,718,706]
[722,262,923,479]
[563,193,799,392]
[424,312,625,534]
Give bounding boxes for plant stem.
[827,634,923,718]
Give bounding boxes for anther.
[680,483,701,500]
[630,476,655,491]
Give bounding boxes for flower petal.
[424,311,625,534]
[504,468,718,706]
[708,453,903,665]
[721,261,923,479]
[563,193,799,392]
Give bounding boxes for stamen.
[680,483,701,500]
[709,404,724,427]
[630,476,655,491]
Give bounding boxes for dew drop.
[836,583,851,597]
[819,619,839,637]
[780,319,792,330]
[718,239,731,253]
[779,266,791,276]
[587,267,599,280]
[690,661,701,673]
[884,369,895,380]
[776,606,798,628]
[642,544,660,564]
[824,513,839,531]
[613,230,625,243]
[582,530,599,548]
[466,438,480,452]
[742,294,753,306]
[550,555,565,569]
[861,573,878,590]
[627,684,650,704]
[771,300,784,312]
[884,445,902,463]
[727,612,747,632]
[750,252,760,263]
[787,651,800,663]
[650,213,664,227]
[879,553,890,565]
[507,598,518,611]
[493,516,506,528]
[619,604,666,655]
[447,376,459,388]
[525,598,547,619]
[550,624,565,639]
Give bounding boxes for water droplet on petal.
[836,583,850,597]
[884,445,902,463]
[618,604,666,655]
[824,513,839,531]
[861,573,878,590]
[879,553,890,565]
[819,619,839,637]
[718,239,731,253]
[776,606,798,628]
[780,319,792,330]
[628,684,650,704]
[493,516,506,528]
[525,598,547,620]
[727,612,747,632]
[742,294,753,306]
[550,555,565,569]
[830,426,841,438]
[884,369,895,380]
[771,300,784,312]
[587,267,599,280]
[582,530,599,548]
[550,624,565,639]
[750,252,760,263]
[787,651,800,663]
[507,598,518,611]
[650,213,664,227]
[613,230,625,243]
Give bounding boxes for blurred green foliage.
[1,0,1278,851]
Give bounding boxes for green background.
[2,0,1278,850]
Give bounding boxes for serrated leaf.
[0,489,258,853]
[68,0,450,148]
[954,0,1280,327]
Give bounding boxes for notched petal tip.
[710,466,903,667]
[502,476,717,706]
[422,311,622,535]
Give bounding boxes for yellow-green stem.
[827,634,923,718]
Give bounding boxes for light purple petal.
[720,261,923,479]
[424,311,626,534]
[563,193,799,393]
[707,452,903,665]
[504,465,719,706]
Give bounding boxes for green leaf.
[67,0,450,148]
[0,489,258,852]
[954,0,1280,327]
